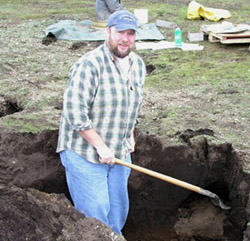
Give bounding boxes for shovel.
[115,158,231,210]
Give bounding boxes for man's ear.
[106,27,110,35]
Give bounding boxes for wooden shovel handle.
[115,158,202,194]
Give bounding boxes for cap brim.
[114,24,137,32]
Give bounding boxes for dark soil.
[0,185,125,241]
[0,129,249,241]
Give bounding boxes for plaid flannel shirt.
[56,42,146,163]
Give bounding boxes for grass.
[0,0,95,20]
[0,0,249,154]
[140,39,249,91]
[0,106,61,133]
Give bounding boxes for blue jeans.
[59,150,131,234]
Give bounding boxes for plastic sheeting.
[44,20,165,41]
[187,0,231,22]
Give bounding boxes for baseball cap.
[107,10,138,31]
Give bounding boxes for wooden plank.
[209,32,225,41]
[208,33,220,42]
[211,31,250,39]
[221,38,250,44]
[208,31,250,44]
[218,32,250,39]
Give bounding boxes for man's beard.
[111,46,131,58]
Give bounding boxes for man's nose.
[120,32,129,41]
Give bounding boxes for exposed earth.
[0,0,249,240]
[0,130,249,240]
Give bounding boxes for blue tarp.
[44,20,165,41]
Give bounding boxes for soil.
[0,129,249,240]
[0,0,250,240]
[0,185,125,241]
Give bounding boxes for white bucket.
[134,9,148,24]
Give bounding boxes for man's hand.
[96,146,115,164]
[78,129,115,165]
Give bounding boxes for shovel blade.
[212,194,231,210]
[200,188,231,210]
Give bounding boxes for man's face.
[107,26,136,58]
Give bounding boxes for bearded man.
[57,11,146,235]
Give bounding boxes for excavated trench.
[0,128,249,241]
[0,100,23,117]
[0,103,249,241]
[123,131,249,241]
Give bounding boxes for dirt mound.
[0,185,125,241]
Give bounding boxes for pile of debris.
[201,22,250,44]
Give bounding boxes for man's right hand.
[78,129,115,165]
[96,146,115,164]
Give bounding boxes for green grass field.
[0,0,249,157]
